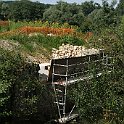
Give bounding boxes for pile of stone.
[52,44,99,59]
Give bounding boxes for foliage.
[0,49,56,123]
[0,0,50,21]
[6,34,84,52]
[0,49,23,120]
[0,0,124,123]
[81,1,101,16]
[43,1,85,27]
[0,20,78,32]
[88,6,118,32]
[68,52,123,123]
[1,2,9,20]
[42,6,62,23]
[116,0,124,16]
[68,22,124,123]
[0,0,120,33]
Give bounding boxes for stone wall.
[52,44,99,59]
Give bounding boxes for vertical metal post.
[63,58,68,117]
[52,59,62,119]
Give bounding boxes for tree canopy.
[116,0,124,15]
[0,0,121,32]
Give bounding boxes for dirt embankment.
[0,40,49,64]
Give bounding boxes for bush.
[67,27,124,123]
[5,34,84,52]
[0,49,23,120]
[0,49,56,123]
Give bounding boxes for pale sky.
[31,0,119,5]
[3,0,119,5]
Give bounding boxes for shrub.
[0,49,56,123]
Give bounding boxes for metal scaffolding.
[50,50,114,123]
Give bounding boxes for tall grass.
[5,21,78,31]
[7,34,84,52]
[0,21,93,42]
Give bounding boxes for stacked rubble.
[52,44,99,59]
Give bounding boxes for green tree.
[81,1,101,16]
[1,2,9,20]
[0,48,56,123]
[5,0,50,21]
[88,0,118,32]
[9,1,33,20]
[0,2,2,19]
[0,49,23,120]
[43,6,62,22]
[116,0,124,16]
[43,1,85,27]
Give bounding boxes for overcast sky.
[3,0,119,5]
[31,0,119,5]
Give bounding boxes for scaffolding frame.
[51,50,114,123]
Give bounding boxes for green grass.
[0,21,78,32]
[4,34,84,51]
